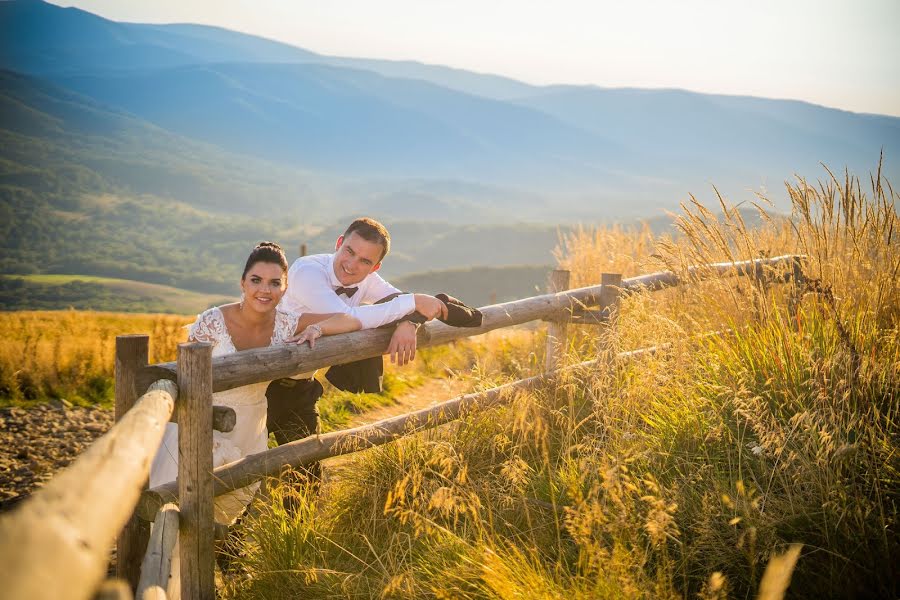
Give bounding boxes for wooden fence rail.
[0,254,804,600]
[136,503,179,600]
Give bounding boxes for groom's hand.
[413,294,449,321]
[387,321,418,366]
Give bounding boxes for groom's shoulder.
[293,252,331,264]
[289,253,330,272]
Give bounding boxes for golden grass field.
[0,310,192,406]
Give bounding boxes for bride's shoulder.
[193,304,232,325]
[189,304,233,342]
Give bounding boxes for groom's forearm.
[375,292,426,328]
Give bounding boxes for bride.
[149,241,422,596]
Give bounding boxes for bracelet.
[307,323,323,337]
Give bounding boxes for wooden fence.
[0,255,804,600]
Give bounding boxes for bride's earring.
[240,291,245,311]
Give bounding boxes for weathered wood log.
[544,269,571,371]
[621,254,800,292]
[787,255,807,321]
[598,273,624,359]
[170,405,235,433]
[790,255,806,286]
[0,379,176,600]
[176,343,215,600]
[116,335,151,591]
[598,273,624,316]
[136,504,179,600]
[137,255,801,395]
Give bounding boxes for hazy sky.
[49,0,900,117]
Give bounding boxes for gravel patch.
[0,401,113,512]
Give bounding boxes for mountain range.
[5,1,897,199]
[1,0,897,305]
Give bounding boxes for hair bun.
[242,241,289,279]
[255,241,284,252]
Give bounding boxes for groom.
[267,217,447,447]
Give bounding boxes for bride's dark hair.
[242,241,288,279]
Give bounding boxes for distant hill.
[0,69,327,216]
[0,266,552,313]
[0,69,327,291]
[512,86,899,189]
[0,70,564,291]
[51,62,627,186]
[0,275,233,313]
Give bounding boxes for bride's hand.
[288,323,324,348]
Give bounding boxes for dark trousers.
[266,377,323,445]
[325,355,384,394]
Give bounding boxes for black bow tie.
[334,286,359,298]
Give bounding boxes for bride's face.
[241,261,286,313]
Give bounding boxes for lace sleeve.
[274,309,302,344]
[188,307,226,344]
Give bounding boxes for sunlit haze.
[47,0,900,117]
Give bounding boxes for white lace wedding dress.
[149,306,300,597]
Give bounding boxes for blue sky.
[49,0,900,117]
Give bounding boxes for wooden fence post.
[790,256,806,287]
[544,269,571,371]
[788,255,806,322]
[177,343,215,600]
[116,335,150,590]
[137,503,180,600]
[598,273,623,358]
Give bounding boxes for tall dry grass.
[223,164,898,599]
[0,310,191,406]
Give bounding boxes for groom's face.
[333,231,383,286]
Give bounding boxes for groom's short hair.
[343,217,391,261]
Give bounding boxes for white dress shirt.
[280,253,415,329]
